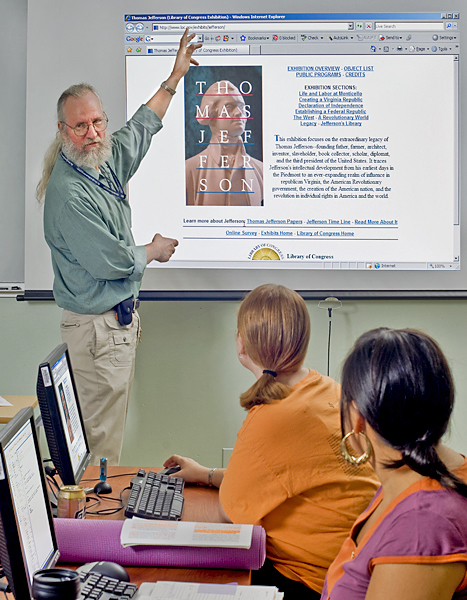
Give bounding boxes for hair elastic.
[263,369,277,377]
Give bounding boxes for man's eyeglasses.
[60,115,108,137]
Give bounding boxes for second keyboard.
[124,470,185,520]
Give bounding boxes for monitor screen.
[120,10,462,296]
[0,407,59,599]
[36,343,92,486]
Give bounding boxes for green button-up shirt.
[44,104,162,314]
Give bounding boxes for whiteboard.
[22,0,467,298]
[0,0,26,288]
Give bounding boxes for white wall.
[2,297,466,468]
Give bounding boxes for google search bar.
[145,34,202,43]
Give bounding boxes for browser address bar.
[155,22,354,33]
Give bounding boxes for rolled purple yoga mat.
[54,518,266,570]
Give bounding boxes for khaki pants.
[60,308,140,466]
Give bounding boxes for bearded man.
[36,30,201,465]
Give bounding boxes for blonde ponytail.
[35,134,62,204]
[238,284,310,410]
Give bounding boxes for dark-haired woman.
[322,328,467,600]
[164,284,378,599]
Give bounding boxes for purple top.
[322,477,467,600]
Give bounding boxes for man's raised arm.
[145,29,202,120]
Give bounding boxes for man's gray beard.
[61,133,113,169]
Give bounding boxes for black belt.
[113,297,140,326]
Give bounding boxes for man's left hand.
[145,233,179,264]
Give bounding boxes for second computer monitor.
[36,343,92,485]
[0,407,59,599]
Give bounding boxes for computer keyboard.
[79,570,138,599]
[124,469,185,520]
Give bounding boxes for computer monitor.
[36,343,92,486]
[0,407,59,599]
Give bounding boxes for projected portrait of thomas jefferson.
[186,80,263,206]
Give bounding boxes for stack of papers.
[138,581,284,599]
[120,519,254,549]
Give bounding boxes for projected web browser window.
[124,12,460,271]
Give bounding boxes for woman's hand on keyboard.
[163,454,224,487]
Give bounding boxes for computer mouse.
[78,561,130,583]
[158,465,181,476]
[93,480,112,494]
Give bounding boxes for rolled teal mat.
[54,518,266,570]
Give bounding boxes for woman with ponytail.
[322,328,467,600]
[164,284,378,598]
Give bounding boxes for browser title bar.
[124,13,456,23]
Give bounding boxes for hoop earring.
[340,431,373,466]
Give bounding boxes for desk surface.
[62,466,250,587]
[82,466,225,523]
[0,395,38,423]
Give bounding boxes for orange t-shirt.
[220,370,379,593]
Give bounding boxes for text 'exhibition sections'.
[126,36,458,269]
